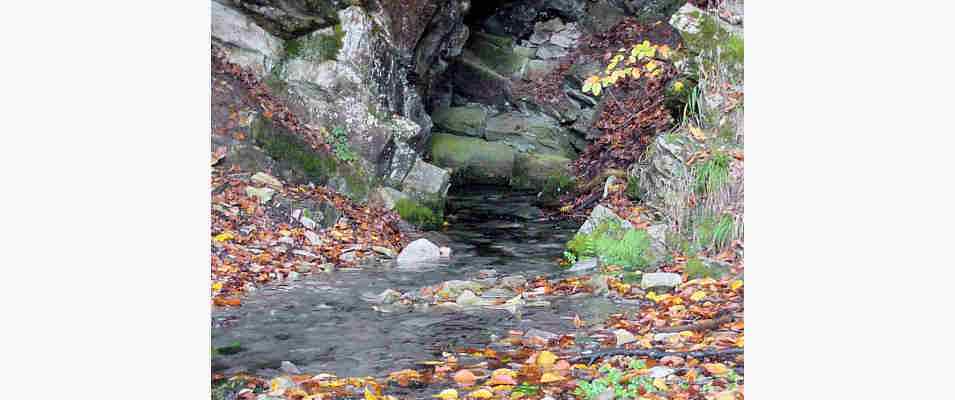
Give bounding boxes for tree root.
[572,347,743,365]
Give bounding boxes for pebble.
[614,329,636,346]
[524,328,559,341]
[641,272,683,290]
[648,366,675,378]
[280,361,302,375]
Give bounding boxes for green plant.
[574,365,658,400]
[212,377,248,400]
[582,40,674,96]
[213,341,243,356]
[542,172,575,198]
[595,229,651,271]
[692,212,735,251]
[566,221,653,271]
[395,198,442,230]
[329,126,357,162]
[512,383,539,397]
[692,151,731,194]
[625,175,641,200]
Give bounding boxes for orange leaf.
[453,370,477,386]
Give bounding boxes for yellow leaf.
[689,125,707,141]
[540,372,564,383]
[674,81,684,92]
[212,282,223,292]
[653,377,669,391]
[731,280,744,291]
[645,61,658,72]
[468,389,493,399]
[433,389,459,400]
[703,363,730,376]
[736,335,744,348]
[214,231,235,242]
[365,387,378,400]
[690,290,706,301]
[537,351,557,369]
[492,368,517,378]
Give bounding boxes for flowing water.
[211,186,618,381]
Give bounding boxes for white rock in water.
[456,290,482,307]
[648,366,675,378]
[280,361,301,375]
[439,246,452,257]
[569,257,598,272]
[396,239,441,266]
[614,329,636,346]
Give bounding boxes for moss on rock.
[429,133,515,185]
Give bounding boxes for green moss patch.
[395,198,443,230]
[285,24,345,62]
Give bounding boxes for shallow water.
[211,186,602,379]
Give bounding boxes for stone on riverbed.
[614,329,637,346]
[456,290,484,307]
[396,238,442,266]
[568,257,598,273]
[280,361,301,375]
[641,272,683,291]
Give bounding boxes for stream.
[211,186,620,382]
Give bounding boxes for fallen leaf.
[731,280,744,291]
[433,389,459,400]
[540,372,564,383]
[364,387,378,400]
[689,125,707,141]
[690,290,707,302]
[487,374,517,386]
[453,370,477,386]
[468,389,493,399]
[536,351,557,369]
[653,377,669,391]
[214,231,235,242]
[702,363,730,376]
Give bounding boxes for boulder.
[512,153,572,190]
[211,0,284,77]
[466,31,528,78]
[369,187,409,211]
[484,111,574,158]
[577,205,634,236]
[396,238,442,266]
[401,158,451,210]
[431,105,489,138]
[225,0,346,39]
[429,133,516,185]
[452,54,514,106]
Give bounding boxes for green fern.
[566,221,652,271]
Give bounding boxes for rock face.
[212,0,477,215]
[211,0,284,77]
[429,133,515,185]
[627,3,744,248]
[425,0,685,192]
